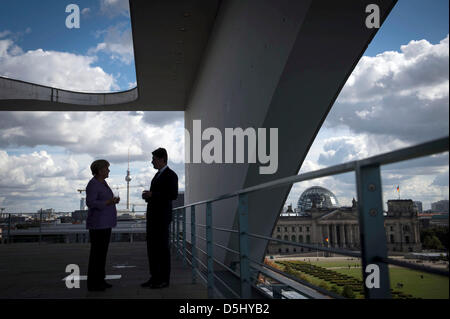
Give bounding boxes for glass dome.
[297,186,339,212]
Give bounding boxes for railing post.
[206,202,215,298]
[272,284,286,299]
[238,194,251,298]
[183,208,186,266]
[8,213,11,244]
[39,209,42,244]
[356,163,391,299]
[175,210,180,259]
[191,206,197,284]
[172,212,176,249]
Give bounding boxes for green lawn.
[334,267,449,299]
[280,259,449,299]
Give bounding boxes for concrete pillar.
[340,224,346,248]
[349,224,354,247]
[413,222,420,244]
[355,225,360,248]
[333,224,338,248]
[318,224,323,246]
[397,222,403,251]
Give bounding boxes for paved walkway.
[0,242,207,299]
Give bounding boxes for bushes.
[318,282,330,291]
[277,261,413,299]
[330,285,341,295]
[342,285,356,299]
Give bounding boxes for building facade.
[431,200,449,213]
[268,199,421,255]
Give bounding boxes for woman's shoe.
[88,285,106,292]
[141,278,153,288]
[150,282,169,289]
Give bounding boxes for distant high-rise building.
[80,198,86,210]
[431,200,449,213]
[413,201,423,213]
[72,210,87,223]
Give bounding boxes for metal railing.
[169,136,449,299]
[0,211,148,244]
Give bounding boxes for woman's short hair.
[90,159,110,176]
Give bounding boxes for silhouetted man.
[141,148,178,289]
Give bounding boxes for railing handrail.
[173,137,449,210]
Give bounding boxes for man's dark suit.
[145,166,178,285]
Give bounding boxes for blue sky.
[0,0,136,91]
[366,0,449,56]
[0,0,448,213]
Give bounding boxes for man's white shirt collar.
[158,165,168,175]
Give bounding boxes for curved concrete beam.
[0,0,220,111]
[0,77,138,110]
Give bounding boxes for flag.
[397,185,400,192]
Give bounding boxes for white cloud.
[100,0,130,18]
[430,169,449,187]
[89,24,134,65]
[327,35,449,144]
[0,112,185,165]
[0,37,118,92]
[0,30,11,38]
[287,35,450,211]
[128,81,137,89]
[81,8,91,16]
[0,150,92,212]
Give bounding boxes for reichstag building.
[268,186,421,255]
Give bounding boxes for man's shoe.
[102,281,113,288]
[88,285,106,292]
[141,279,153,288]
[150,282,169,289]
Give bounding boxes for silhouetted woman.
[86,159,119,291]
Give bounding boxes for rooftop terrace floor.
[0,242,207,299]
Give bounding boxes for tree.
[421,227,449,249]
[423,235,444,250]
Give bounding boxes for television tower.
[125,149,132,210]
